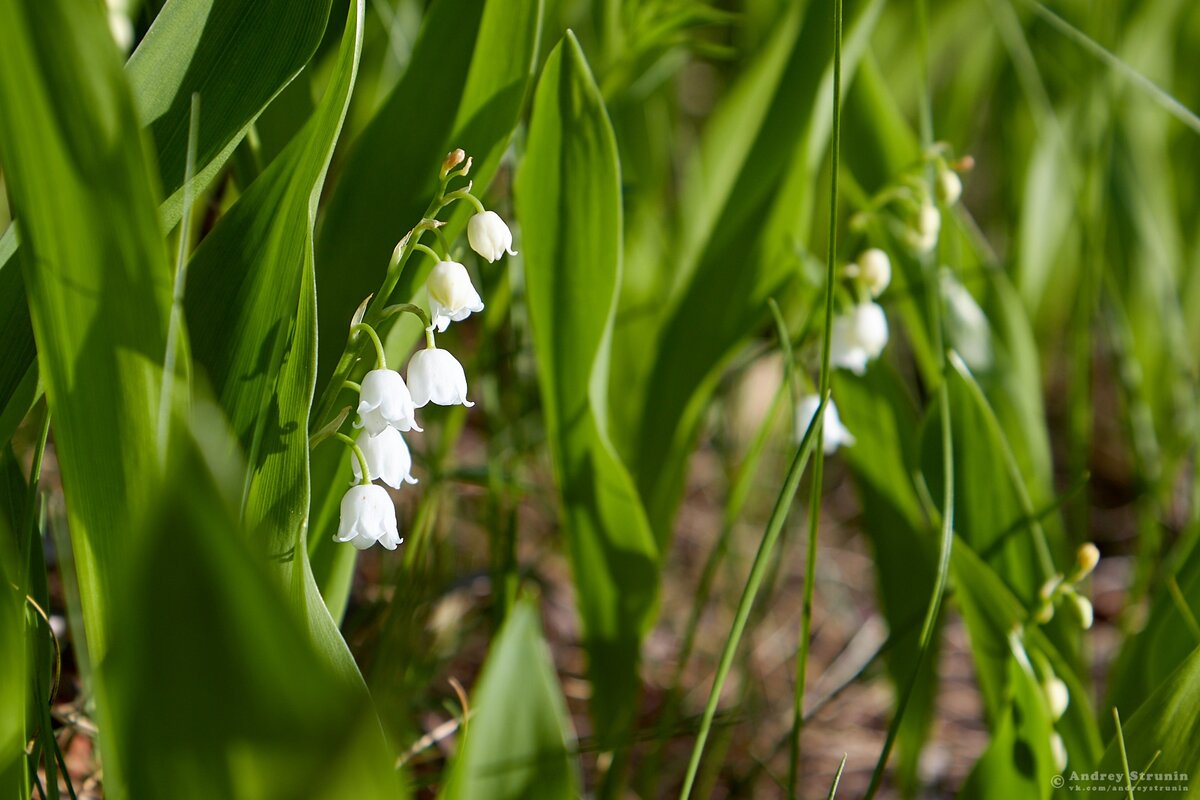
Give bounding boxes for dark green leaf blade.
[184,0,368,656]
[128,0,335,225]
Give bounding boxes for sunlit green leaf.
[516,31,660,747]
[439,599,580,800]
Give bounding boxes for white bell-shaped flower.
[356,369,421,435]
[830,302,889,375]
[352,428,418,489]
[1043,676,1069,721]
[336,484,402,551]
[427,260,484,333]
[408,348,474,408]
[858,248,891,297]
[796,395,856,454]
[467,211,517,263]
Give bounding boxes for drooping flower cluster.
[809,148,972,453]
[328,150,516,551]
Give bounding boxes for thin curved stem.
[335,432,372,486]
[441,187,486,215]
[679,395,828,800]
[380,302,432,330]
[351,323,388,370]
[413,242,443,263]
[788,0,843,792]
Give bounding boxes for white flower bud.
[352,427,418,489]
[858,248,891,297]
[427,260,484,333]
[937,168,963,205]
[336,484,402,551]
[356,369,421,435]
[796,395,856,454]
[467,211,517,263]
[407,348,474,408]
[830,302,889,375]
[1043,676,1069,720]
[1068,591,1094,630]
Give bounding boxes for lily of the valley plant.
[322,149,514,551]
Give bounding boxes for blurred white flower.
[905,201,941,254]
[1050,733,1067,772]
[830,302,889,375]
[941,272,992,371]
[467,211,517,263]
[357,369,421,435]
[937,167,963,205]
[858,248,892,297]
[107,0,134,51]
[408,348,474,408]
[427,260,484,333]
[796,395,856,454]
[1043,676,1069,720]
[352,427,418,489]
[336,484,402,551]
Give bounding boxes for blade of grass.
[1112,707,1135,800]
[787,0,843,791]
[638,379,787,797]
[826,754,848,799]
[1019,0,1200,136]
[678,393,828,800]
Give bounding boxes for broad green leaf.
[628,0,885,539]
[184,0,369,663]
[515,31,660,747]
[314,0,543,388]
[104,419,399,799]
[1106,535,1200,723]
[0,0,336,439]
[0,7,172,787]
[1094,644,1200,796]
[128,0,335,225]
[439,599,580,800]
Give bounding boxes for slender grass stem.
[787,0,843,792]
[826,754,848,799]
[1019,0,1200,136]
[640,382,786,797]
[1112,707,1134,800]
[678,395,829,800]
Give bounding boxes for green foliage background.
[0,0,1198,797]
